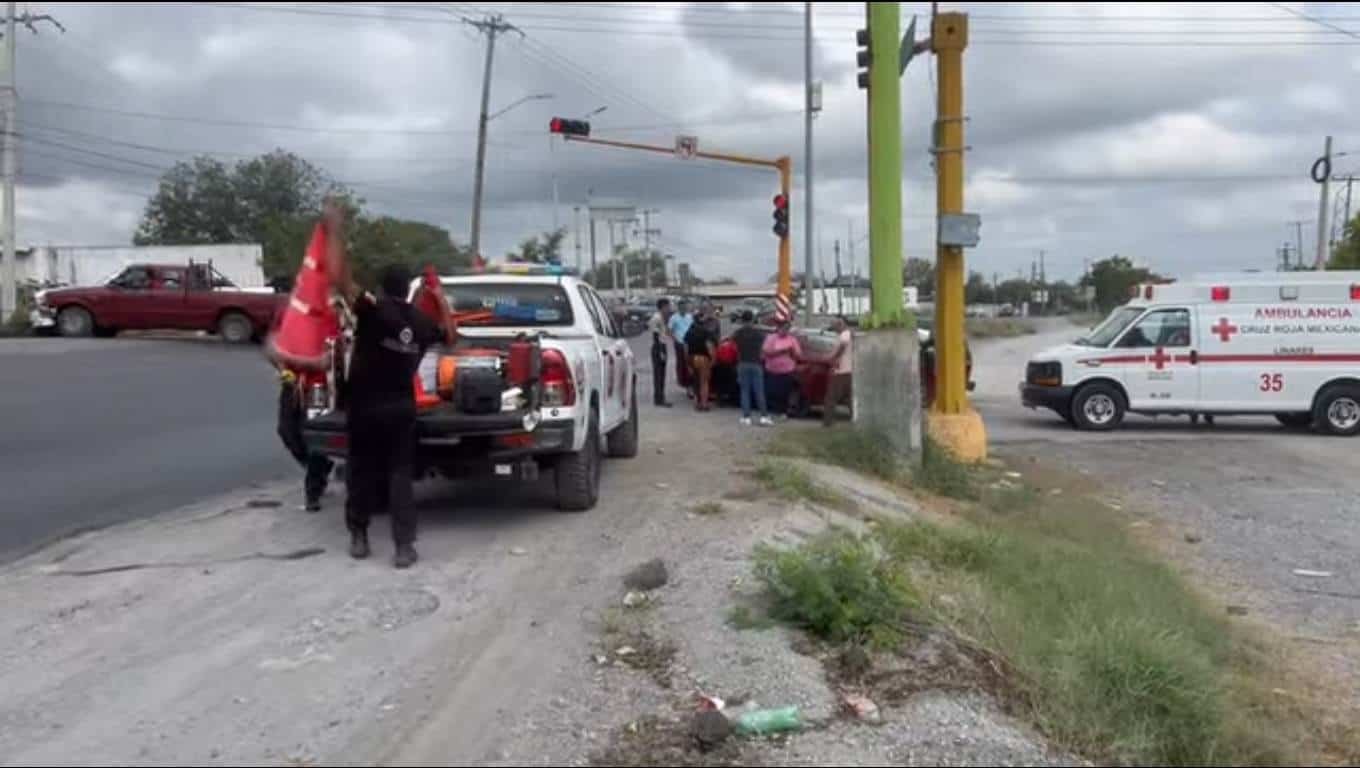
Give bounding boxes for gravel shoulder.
[0,391,1068,767]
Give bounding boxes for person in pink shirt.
[761,318,802,416]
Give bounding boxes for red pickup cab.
[31,263,285,343]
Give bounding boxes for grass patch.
[880,497,1307,765]
[753,460,854,511]
[966,317,1037,339]
[768,426,908,484]
[754,530,914,649]
[692,501,726,517]
[915,437,979,500]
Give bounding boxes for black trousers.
[277,383,333,503]
[346,401,418,546]
[650,339,669,404]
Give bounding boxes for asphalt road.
[0,337,292,562]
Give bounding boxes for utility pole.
[0,5,60,319]
[1345,176,1355,244]
[572,205,583,273]
[847,220,855,284]
[1316,135,1332,269]
[833,239,842,282]
[588,217,598,286]
[863,1,905,326]
[1290,219,1306,269]
[928,10,984,460]
[641,208,660,294]
[1039,249,1047,314]
[1,1,16,321]
[467,14,516,264]
[803,1,817,322]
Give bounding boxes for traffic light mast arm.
[563,134,784,170]
[563,132,794,301]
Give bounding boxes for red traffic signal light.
[549,117,591,137]
[772,193,789,238]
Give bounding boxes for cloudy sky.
[14,1,1360,283]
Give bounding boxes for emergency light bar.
[442,263,579,278]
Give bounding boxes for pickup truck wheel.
[556,407,601,511]
[1070,382,1125,432]
[218,311,253,344]
[57,306,94,338]
[1315,385,1360,437]
[606,385,640,458]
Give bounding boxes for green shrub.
[753,530,912,647]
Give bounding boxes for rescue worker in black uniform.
[323,203,451,568]
[275,366,333,512]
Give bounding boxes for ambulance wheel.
[1315,385,1360,437]
[1071,382,1125,432]
[1274,412,1313,430]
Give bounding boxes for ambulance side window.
[1117,309,1191,348]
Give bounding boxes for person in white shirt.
[648,298,674,407]
[823,316,854,425]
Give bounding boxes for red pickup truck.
[30,263,285,342]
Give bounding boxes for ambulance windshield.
[1078,306,1144,347]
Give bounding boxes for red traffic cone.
[267,222,339,372]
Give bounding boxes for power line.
[1267,2,1360,40]
[23,97,483,136]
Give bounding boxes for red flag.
[412,264,455,344]
[267,222,339,371]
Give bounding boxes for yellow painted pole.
[928,11,987,461]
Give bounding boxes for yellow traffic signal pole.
[563,134,793,302]
[929,12,987,461]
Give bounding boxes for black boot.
[305,496,323,513]
[349,530,370,560]
[394,543,419,569]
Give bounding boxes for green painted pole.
[866,1,905,327]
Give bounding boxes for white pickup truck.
[303,266,638,511]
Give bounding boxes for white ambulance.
[1021,272,1360,435]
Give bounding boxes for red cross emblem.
[1211,317,1238,343]
[1148,346,1171,370]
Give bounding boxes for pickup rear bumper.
[302,407,576,466]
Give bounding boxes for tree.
[582,247,670,291]
[507,229,566,264]
[902,257,935,299]
[135,150,469,285]
[964,271,993,304]
[1080,255,1162,311]
[1328,214,1360,270]
[349,216,470,288]
[136,151,353,280]
[995,278,1033,307]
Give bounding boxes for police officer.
[275,366,333,512]
[323,203,451,568]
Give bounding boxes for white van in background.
[1021,273,1360,435]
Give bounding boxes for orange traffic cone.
[267,222,339,372]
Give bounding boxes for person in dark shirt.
[731,310,772,426]
[324,203,451,569]
[684,306,718,412]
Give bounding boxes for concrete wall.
[852,329,922,456]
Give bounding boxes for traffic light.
[772,193,789,238]
[549,117,591,137]
[855,28,870,89]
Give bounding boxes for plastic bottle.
[734,706,801,736]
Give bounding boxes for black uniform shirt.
[347,294,442,410]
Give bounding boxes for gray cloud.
[13,2,1360,283]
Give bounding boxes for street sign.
[938,212,982,247]
[675,135,698,160]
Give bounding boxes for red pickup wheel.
[57,306,94,338]
[218,311,254,344]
